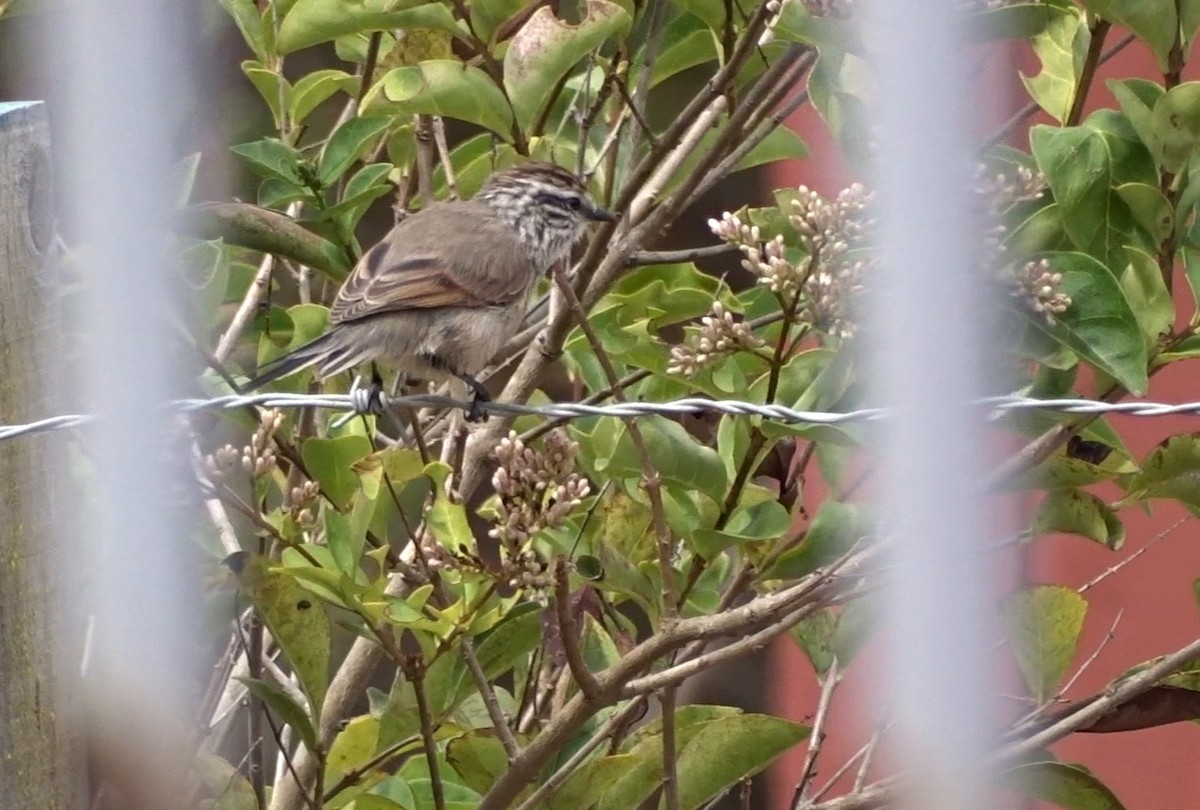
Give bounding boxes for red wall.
[765,31,1200,809]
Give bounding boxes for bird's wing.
[331,202,533,324]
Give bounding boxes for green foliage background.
[137,0,1200,808]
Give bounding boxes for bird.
[245,161,614,418]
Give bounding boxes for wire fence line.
[3,392,1200,444]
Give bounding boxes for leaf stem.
[1065,19,1110,127]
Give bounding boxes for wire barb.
[5,394,1200,444]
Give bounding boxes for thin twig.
[1058,609,1124,697]
[852,729,881,792]
[661,685,681,810]
[1077,516,1189,594]
[554,558,601,700]
[412,666,448,810]
[415,114,436,208]
[215,253,275,363]
[550,264,679,618]
[462,638,521,759]
[431,117,459,200]
[628,96,728,223]
[791,658,841,808]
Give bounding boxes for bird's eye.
[566,196,583,211]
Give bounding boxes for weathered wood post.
[0,101,80,808]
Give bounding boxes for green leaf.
[291,69,358,124]
[675,714,810,809]
[302,434,374,509]
[967,3,1052,41]
[1118,247,1174,353]
[470,0,528,42]
[1032,488,1125,549]
[765,500,863,579]
[503,0,633,127]
[691,499,792,559]
[219,0,268,61]
[474,604,543,678]
[548,754,641,810]
[650,15,718,87]
[446,732,509,794]
[194,753,258,810]
[1149,81,1200,172]
[1019,252,1147,395]
[1019,443,1138,490]
[277,0,461,53]
[1080,0,1176,72]
[243,61,289,129]
[1003,585,1088,703]
[324,162,394,229]
[1030,121,1150,269]
[230,138,305,185]
[1121,434,1200,509]
[326,715,381,783]
[1020,7,1088,122]
[233,555,332,722]
[605,416,728,497]
[1002,761,1128,809]
[789,609,837,674]
[366,61,514,139]
[319,115,394,185]
[240,677,319,751]
[1115,183,1173,244]
[325,490,376,573]
[426,489,476,554]
[1107,78,1164,153]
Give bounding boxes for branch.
[1001,635,1200,763]
[627,244,739,265]
[186,203,350,282]
[477,552,866,810]
[814,634,1200,810]
[553,558,601,701]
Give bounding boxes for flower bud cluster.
[203,409,284,480]
[709,212,800,295]
[490,430,591,553]
[975,162,1045,217]
[1007,258,1071,324]
[668,301,765,377]
[802,0,854,18]
[790,183,875,255]
[288,480,321,529]
[807,257,872,339]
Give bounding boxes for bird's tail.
[245,331,338,391]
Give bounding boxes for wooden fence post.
[0,100,80,808]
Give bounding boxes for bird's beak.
[587,205,617,223]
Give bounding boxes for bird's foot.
[456,373,491,423]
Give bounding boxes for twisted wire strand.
[3,393,1200,444]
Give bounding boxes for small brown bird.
[247,162,613,413]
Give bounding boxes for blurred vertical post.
[861,1,1000,807]
[0,101,81,810]
[56,2,200,806]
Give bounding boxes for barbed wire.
[4,392,1200,444]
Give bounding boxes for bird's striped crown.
[475,162,610,269]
